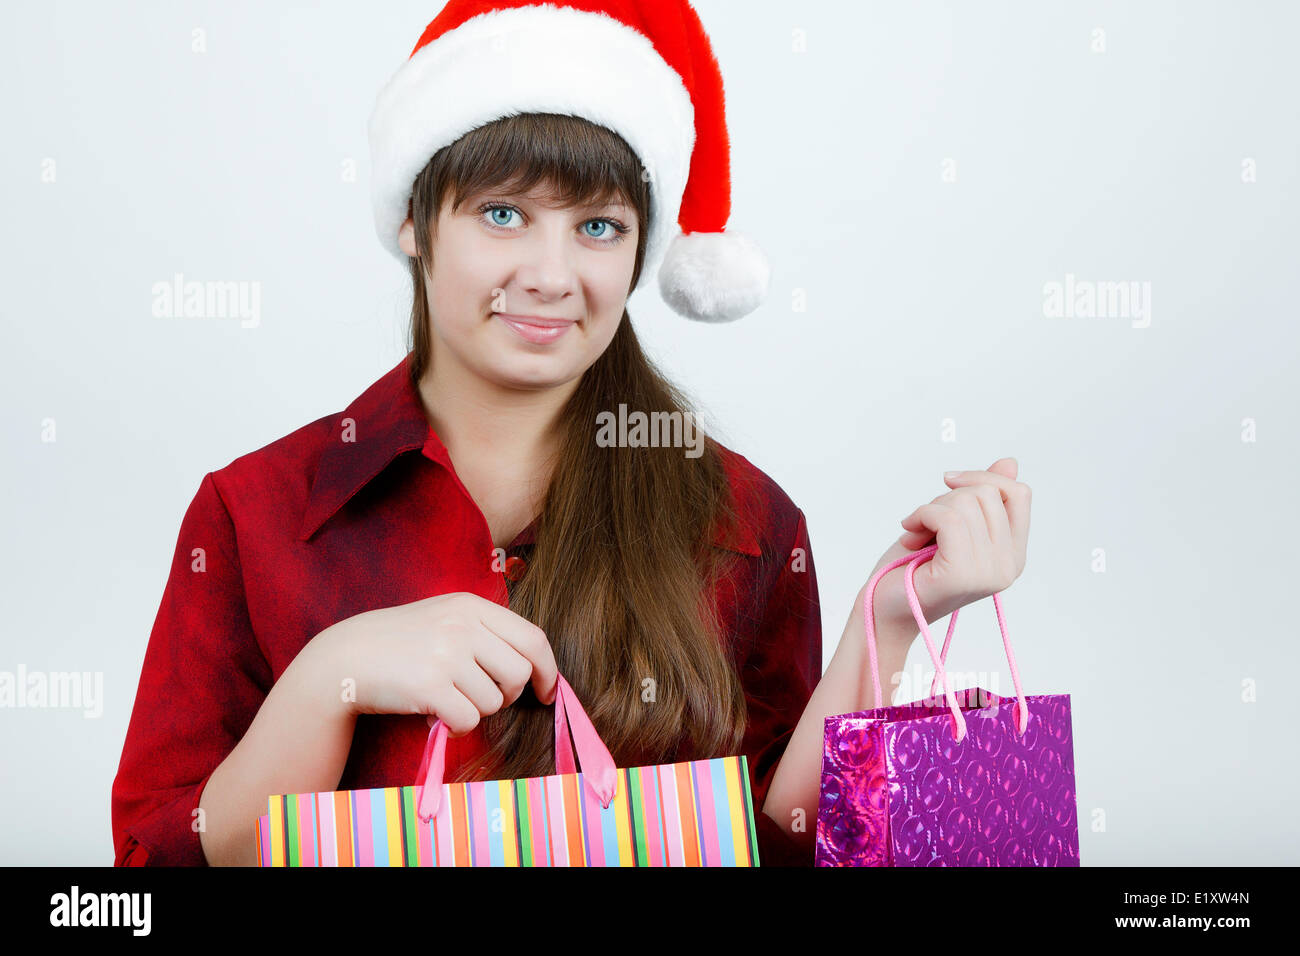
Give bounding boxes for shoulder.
[203,412,339,519]
[711,439,808,560]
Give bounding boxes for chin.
[487,360,578,391]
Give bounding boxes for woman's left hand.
[867,457,1031,633]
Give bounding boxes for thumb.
[988,457,1018,480]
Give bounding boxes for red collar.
[299,353,762,557]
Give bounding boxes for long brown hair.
[404,113,753,780]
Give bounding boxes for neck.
[416,356,578,470]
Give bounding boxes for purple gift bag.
[815,544,1079,866]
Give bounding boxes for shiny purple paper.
[814,688,1079,866]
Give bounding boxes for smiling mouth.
[493,313,577,328]
[493,312,576,344]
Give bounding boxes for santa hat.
[367,0,770,323]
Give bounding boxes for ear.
[397,216,417,258]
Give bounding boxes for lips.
[495,313,575,327]
[494,312,576,345]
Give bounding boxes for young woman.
[111,0,1030,868]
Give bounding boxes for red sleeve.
[740,507,822,866]
[111,472,272,866]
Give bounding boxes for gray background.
[2,0,1296,865]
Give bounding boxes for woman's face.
[398,182,639,392]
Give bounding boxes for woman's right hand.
[316,592,559,737]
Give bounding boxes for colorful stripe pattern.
[255,755,759,867]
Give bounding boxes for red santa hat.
[367,0,770,323]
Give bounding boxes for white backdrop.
[2,0,1297,865]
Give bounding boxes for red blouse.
[111,353,822,866]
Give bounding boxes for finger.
[449,655,508,718]
[897,531,935,552]
[900,497,959,549]
[902,502,975,569]
[946,488,996,557]
[429,685,483,738]
[468,596,558,704]
[897,509,935,551]
[987,457,1018,480]
[896,518,935,550]
[469,634,535,706]
[969,483,1012,552]
[905,492,986,546]
[911,488,1008,574]
[969,484,1016,585]
[942,468,1021,499]
[904,486,977,546]
[942,468,1030,568]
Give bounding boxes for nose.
[514,219,580,304]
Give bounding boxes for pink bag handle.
[415,672,617,823]
[863,544,1030,742]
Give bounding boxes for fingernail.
[944,471,962,480]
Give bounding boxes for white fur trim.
[368,3,695,280]
[657,231,770,322]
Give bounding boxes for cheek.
[428,249,495,327]
[591,252,637,313]
[587,300,625,355]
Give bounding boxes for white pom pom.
[656,231,770,322]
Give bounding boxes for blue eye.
[487,206,520,227]
[475,202,631,246]
[581,218,631,244]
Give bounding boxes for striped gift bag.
[255,674,760,866]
